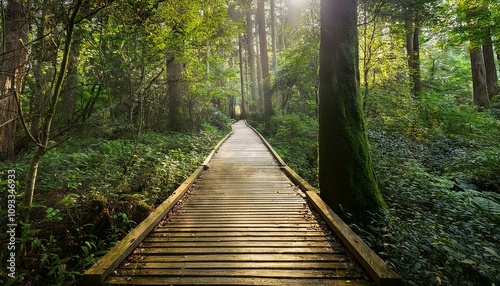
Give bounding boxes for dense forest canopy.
[0,0,499,285]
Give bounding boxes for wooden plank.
[177,206,307,210]
[143,236,329,242]
[202,128,233,169]
[139,241,332,248]
[170,214,309,219]
[112,268,363,279]
[136,247,337,254]
[166,218,310,223]
[244,120,287,166]
[199,175,286,179]
[154,227,321,232]
[183,202,306,206]
[148,231,327,237]
[159,223,318,228]
[137,253,350,262]
[105,276,373,286]
[120,261,349,269]
[188,196,303,200]
[81,166,204,286]
[194,187,294,192]
[183,201,305,205]
[177,210,309,214]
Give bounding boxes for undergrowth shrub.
[0,127,226,286]
[266,114,318,186]
[366,129,500,285]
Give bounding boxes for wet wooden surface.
[105,121,373,285]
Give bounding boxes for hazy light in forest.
[288,0,308,8]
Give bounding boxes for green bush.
[265,114,319,187]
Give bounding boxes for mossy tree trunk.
[167,54,183,131]
[318,0,386,225]
[470,48,490,108]
[482,31,499,98]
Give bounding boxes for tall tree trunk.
[319,0,385,224]
[0,0,29,158]
[59,35,82,126]
[405,15,421,96]
[255,18,264,110]
[482,33,499,97]
[257,0,273,128]
[29,3,52,140]
[470,48,490,108]
[412,20,421,95]
[405,19,414,82]
[245,9,258,111]
[270,0,278,73]
[238,34,247,119]
[167,55,183,131]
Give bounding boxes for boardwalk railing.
[81,121,401,286]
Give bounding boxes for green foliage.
[0,127,225,285]
[264,114,319,187]
[273,31,319,117]
[364,129,500,284]
[421,46,472,99]
[346,114,498,285]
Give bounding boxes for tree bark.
[257,0,273,128]
[412,21,421,95]
[470,48,490,108]
[0,0,29,158]
[482,38,499,97]
[319,0,386,224]
[270,0,278,73]
[59,35,82,126]
[167,55,183,131]
[405,15,421,96]
[255,18,264,110]
[238,34,247,119]
[245,9,258,111]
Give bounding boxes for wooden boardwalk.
[82,121,401,286]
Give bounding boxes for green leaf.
[461,259,476,265]
[483,246,500,258]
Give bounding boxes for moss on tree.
[318,0,386,224]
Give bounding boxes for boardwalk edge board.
[81,127,233,286]
[202,124,234,169]
[80,166,203,285]
[246,121,402,286]
[244,120,287,166]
